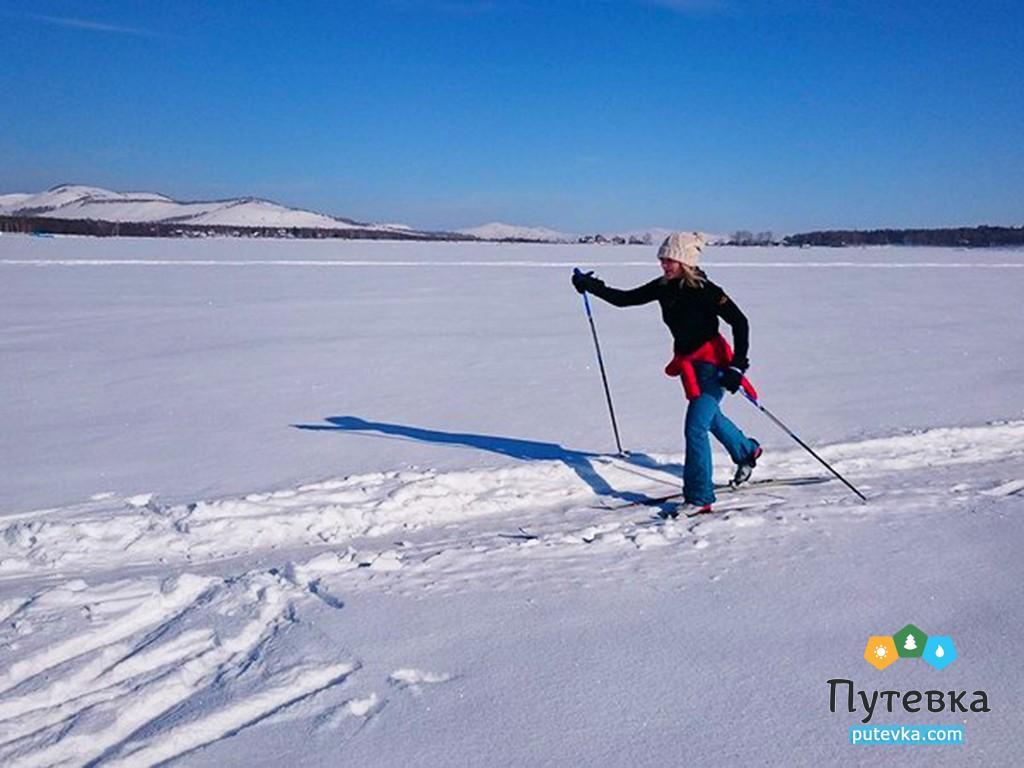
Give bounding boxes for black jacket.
[586,273,750,365]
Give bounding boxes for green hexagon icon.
[893,623,928,658]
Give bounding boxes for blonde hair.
[679,264,706,289]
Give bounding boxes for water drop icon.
[921,636,956,669]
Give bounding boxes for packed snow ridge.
[0,184,417,234]
[3,420,1022,579]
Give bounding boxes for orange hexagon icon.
[863,636,899,670]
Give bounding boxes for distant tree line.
[783,226,1024,248]
[578,234,653,245]
[726,231,776,246]
[0,215,474,242]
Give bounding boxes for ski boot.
[659,501,713,520]
[731,442,762,487]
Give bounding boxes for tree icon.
[893,624,927,658]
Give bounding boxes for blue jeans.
[683,363,758,505]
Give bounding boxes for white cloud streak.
[23,13,152,36]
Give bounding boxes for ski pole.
[574,268,624,455]
[736,380,867,502]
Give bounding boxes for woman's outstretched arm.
[573,273,660,307]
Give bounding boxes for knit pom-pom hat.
[656,231,705,267]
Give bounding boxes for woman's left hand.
[720,367,744,393]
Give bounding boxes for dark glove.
[571,270,602,294]
[720,365,745,394]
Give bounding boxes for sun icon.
[864,635,899,669]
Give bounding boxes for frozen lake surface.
[2,236,1022,513]
[1,236,1022,766]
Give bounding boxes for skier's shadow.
[291,415,683,504]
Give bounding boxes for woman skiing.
[571,232,761,514]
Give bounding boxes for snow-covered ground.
[1,236,1022,766]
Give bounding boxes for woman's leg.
[683,364,760,504]
[710,409,759,465]
[695,363,759,464]
[683,390,720,506]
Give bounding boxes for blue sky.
[2,1,1022,232]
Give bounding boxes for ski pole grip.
[573,267,594,316]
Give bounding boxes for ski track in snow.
[0,569,357,767]
[1,421,1022,765]
[2,421,1022,580]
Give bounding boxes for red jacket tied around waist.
[665,334,757,401]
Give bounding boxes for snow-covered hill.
[0,193,34,209]
[0,184,412,233]
[2,188,731,245]
[458,222,574,242]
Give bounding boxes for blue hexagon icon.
[922,636,957,670]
